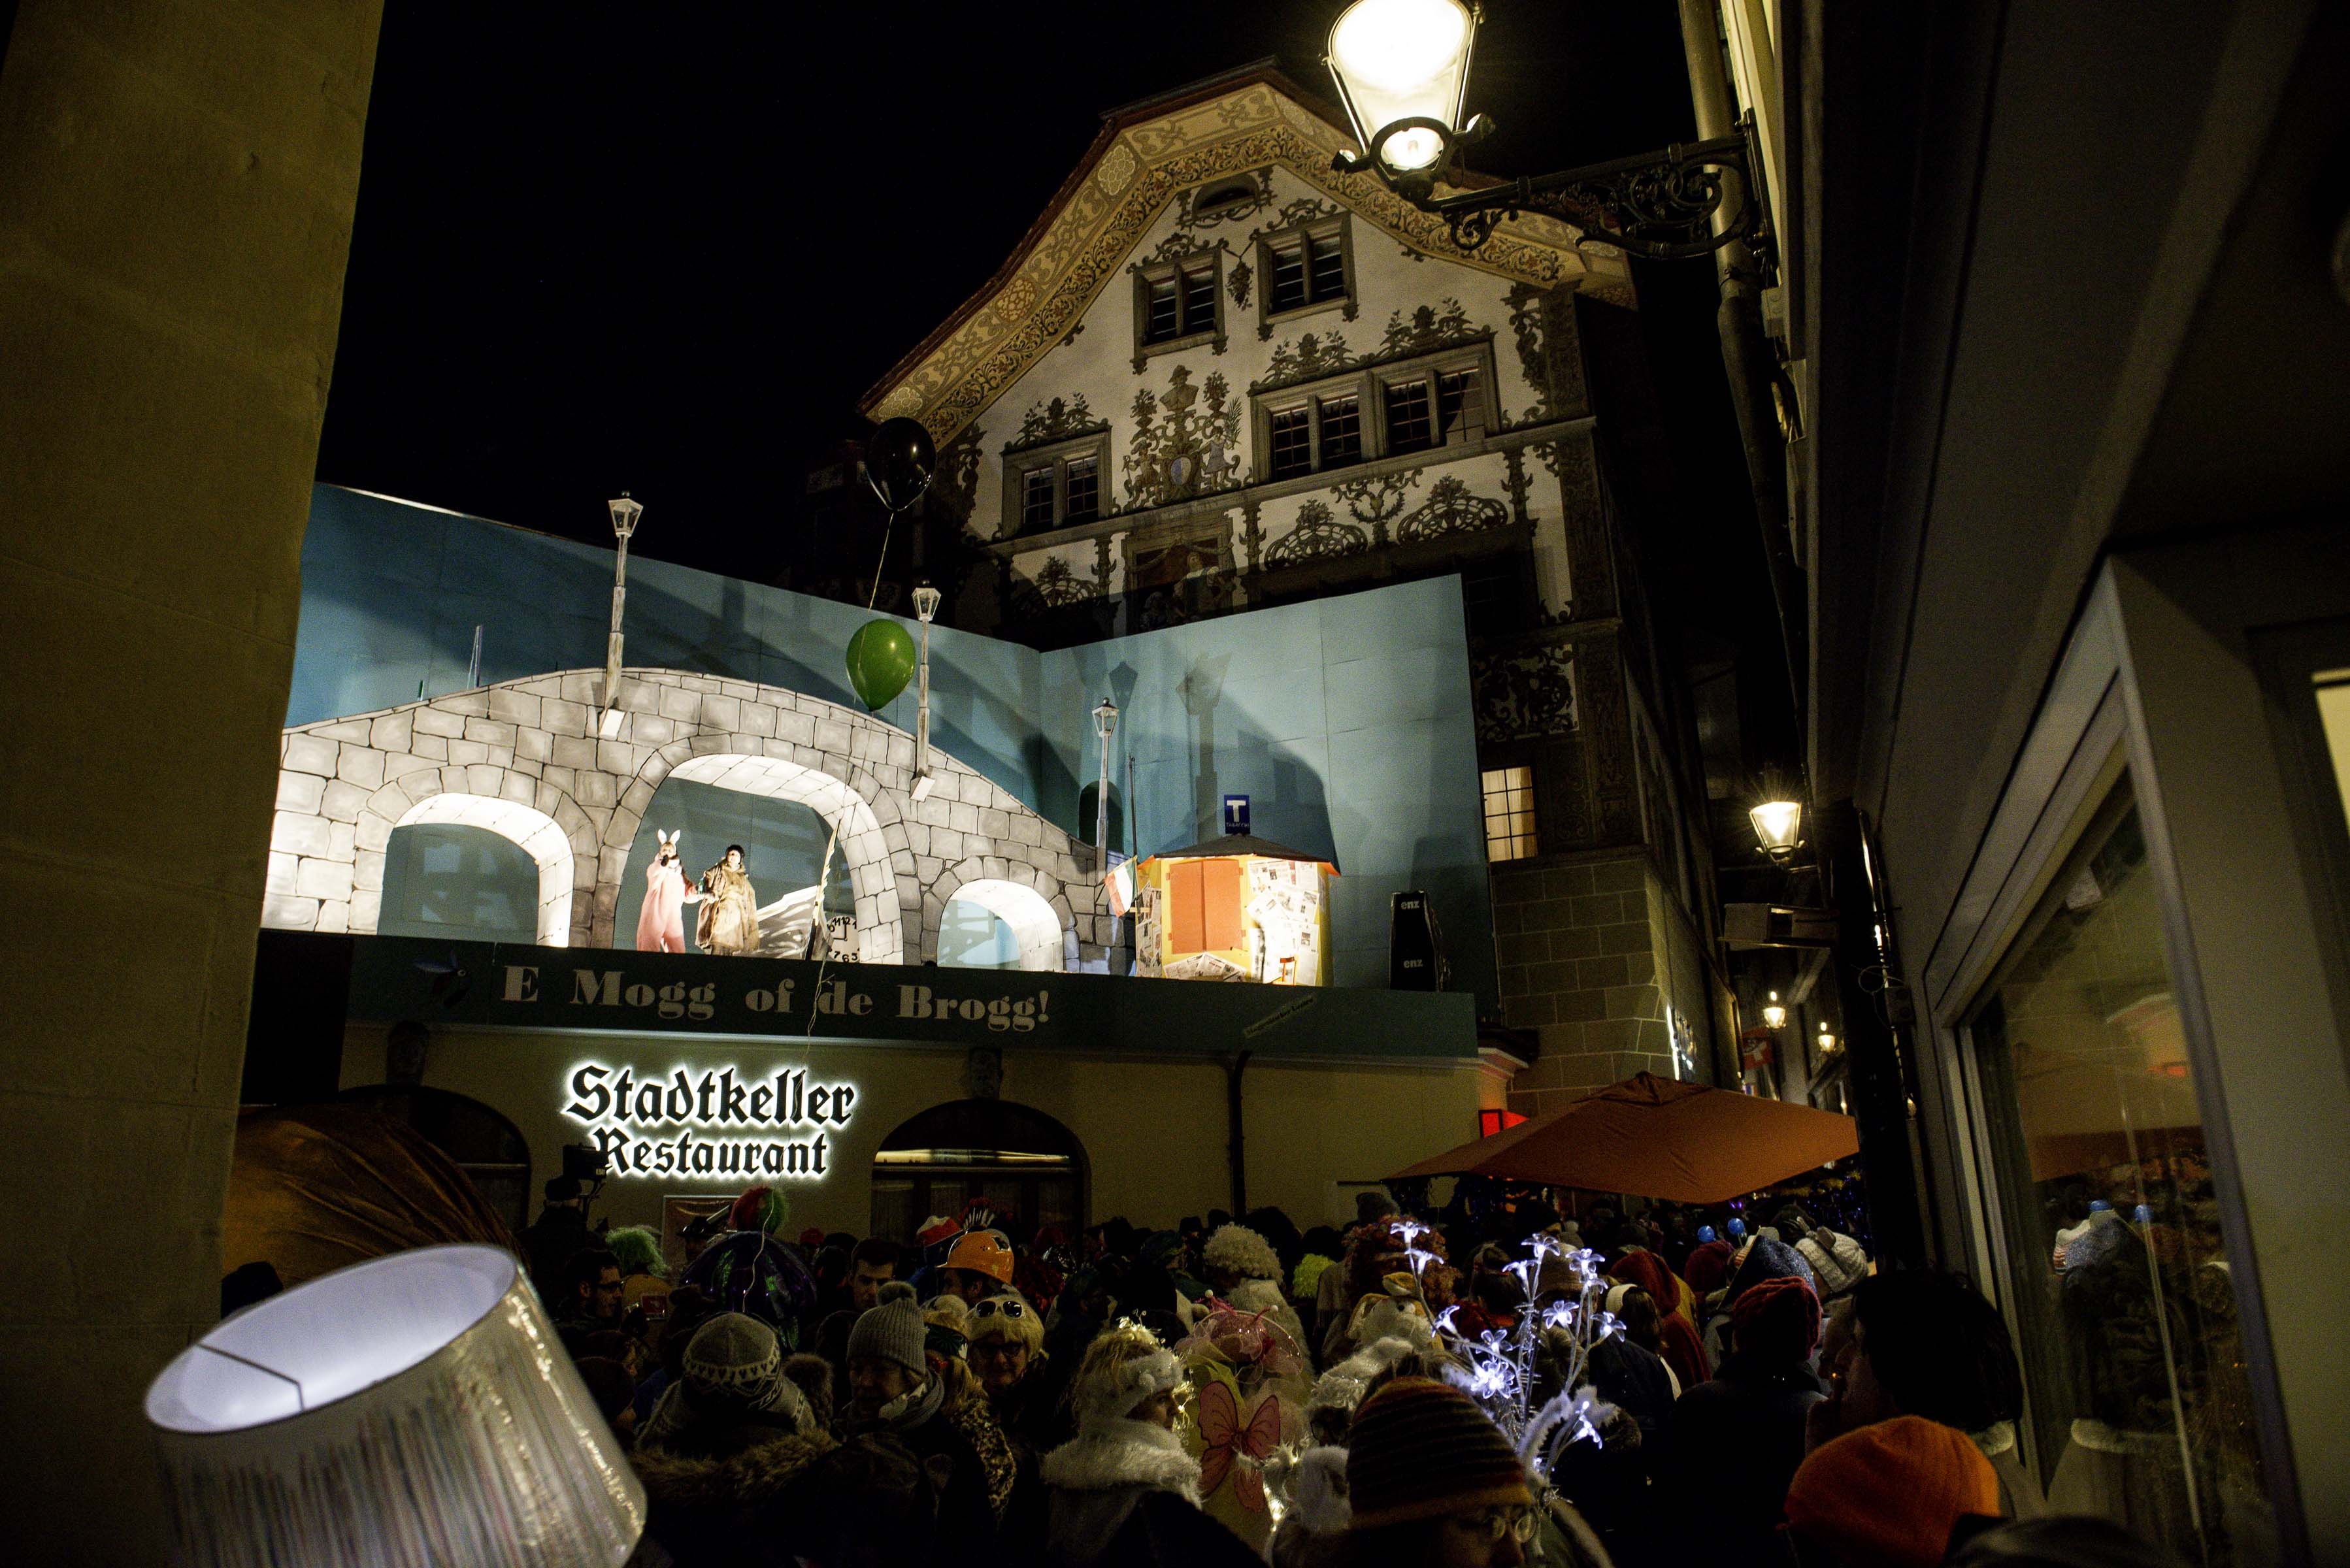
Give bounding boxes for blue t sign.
[1223,794,1249,835]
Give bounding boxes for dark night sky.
[315,1,1788,764]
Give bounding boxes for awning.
[1388,1070,1861,1204]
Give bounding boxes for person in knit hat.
[681,1184,818,1345]
[1785,1414,2002,1567]
[1038,1322,1259,1567]
[632,1311,927,1565]
[1807,1269,2046,1520]
[1341,1377,1535,1565]
[842,1281,1001,1550]
[1669,1271,1828,1559]
[1684,1237,1736,1298]
[1701,1233,1819,1367]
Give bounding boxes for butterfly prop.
[1196,1377,1285,1511]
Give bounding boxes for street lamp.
[1091,696,1119,860]
[910,582,942,802]
[1761,990,1787,1030]
[599,493,643,740]
[1325,0,1771,264]
[1749,798,1804,860]
[1817,1020,1837,1054]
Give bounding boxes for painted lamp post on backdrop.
[912,582,942,802]
[1092,696,1119,858]
[599,493,644,739]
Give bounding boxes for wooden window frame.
[1132,248,1226,368]
[1481,762,1540,862]
[1000,429,1114,539]
[1249,340,1498,482]
[1255,212,1358,337]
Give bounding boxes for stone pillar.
[0,4,382,1561]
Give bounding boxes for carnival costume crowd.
[501,1178,2186,1568]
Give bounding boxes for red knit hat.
[1730,1272,1821,1365]
[1785,1416,2001,1568]
[1610,1249,1681,1315]
[1685,1239,1736,1295]
[1346,1378,1532,1528]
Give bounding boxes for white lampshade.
[1749,799,1804,856]
[1761,990,1788,1030]
[147,1245,643,1567]
[1326,0,1477,173]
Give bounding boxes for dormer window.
[1191,178,1257,217]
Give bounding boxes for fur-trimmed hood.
[1040,1418,1202,1505]
[632,1426,839,1509]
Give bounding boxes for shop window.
[1966,776,2274,1563]
[1482,766,1538,862]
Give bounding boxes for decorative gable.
[862,71,1630,445]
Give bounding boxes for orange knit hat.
[944,1230,1016,1285]
[1785,1416,2002,1568]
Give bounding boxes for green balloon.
[845,618,917,711]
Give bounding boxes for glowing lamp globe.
[146,1245,642,1567]
[1326,0,1478,174]
[1749,799,1804,858]
[1761,990,1788,1031]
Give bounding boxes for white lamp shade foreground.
[1326,0,1478,172]
[146,1245,643,1568]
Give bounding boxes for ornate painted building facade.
[858,67,1734,1102]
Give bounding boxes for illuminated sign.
[562,1061,859,1181]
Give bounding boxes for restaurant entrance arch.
[869,1098,1087,1244]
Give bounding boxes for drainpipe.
[1677,0,1805,723]
[1225,1050,1252,1215]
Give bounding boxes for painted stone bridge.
[265,668,1106,969]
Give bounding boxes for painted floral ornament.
[845,619,916,711]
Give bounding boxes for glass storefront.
[1968,776,2277,1565]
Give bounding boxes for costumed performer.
[635,829,706,953]
[697,843,761,956]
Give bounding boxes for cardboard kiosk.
[1134,833,1335,985]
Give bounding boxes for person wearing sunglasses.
[1343,1377,1539,1567]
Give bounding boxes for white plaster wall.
[965,162,1573,542]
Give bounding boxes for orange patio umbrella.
[1389,1071,1861,1203]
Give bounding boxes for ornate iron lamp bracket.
[1336,113,1776,280]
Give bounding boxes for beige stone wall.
[340,1023,1500,1237]
[0,3,384,1561]
[1492,847,1685,1116]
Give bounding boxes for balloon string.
[866,510,897,610]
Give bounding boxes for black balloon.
[865,417,937,512]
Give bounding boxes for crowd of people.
[514,1177,2194,1568]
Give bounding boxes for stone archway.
[387,794,576,945]
[267,668,1110,964]
[938,877,1068,972]
[637,751,905,964]
[923,856,1076,970]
